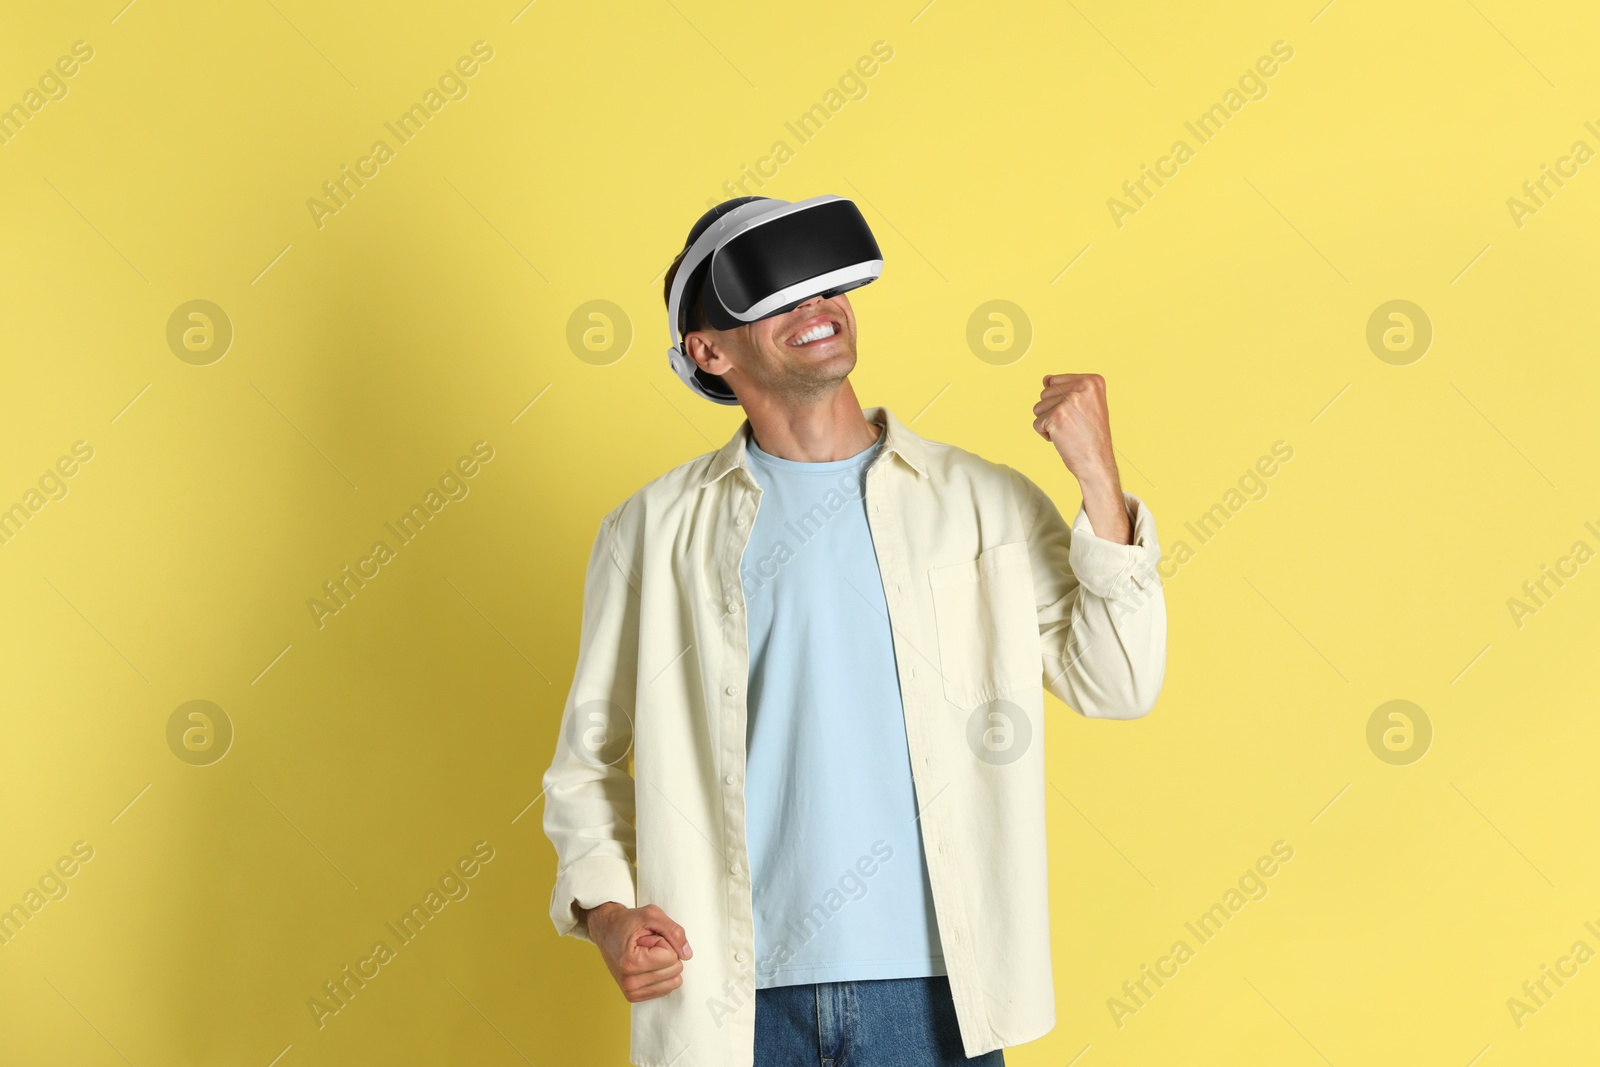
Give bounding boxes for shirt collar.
[698,404,930,488]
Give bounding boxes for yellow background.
[3,0,1598,1063]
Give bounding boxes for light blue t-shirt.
[740,426,946,988]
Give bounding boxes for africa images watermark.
[307,840,496,1030]
[0,841,96,949]
[306,41,495,230]
[1110,440,1295,623]
[1106,40,1296,228]
[1505,118,1600,230]
[701,40,895,209]
[1505,517,1599,630]
[306,441,495,629]
[737,466,868,603]
[0,40,95,147]
[1504,913,1600,1031]
[0,440,96,548]
[1107,839,1295,1028]
[1160,440,1295,581]
[706,840,896,1029]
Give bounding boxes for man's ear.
[685,331,729,377]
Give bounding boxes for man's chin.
[766,360,856,402]
[785,343,855,370]
[800,355,855,387]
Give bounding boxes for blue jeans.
[753,975,1005,1066]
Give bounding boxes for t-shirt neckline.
[746,422,884,474]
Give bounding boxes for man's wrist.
[577,900,624,932]
[1072,459,1120,496]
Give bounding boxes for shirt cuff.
[550,854,637,942]
[1068,490,1163,600]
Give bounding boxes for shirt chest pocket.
[926,540,1041,710]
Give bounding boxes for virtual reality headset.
[666,195,884,405]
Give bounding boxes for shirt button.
[725,774,737,785]
[735,951,747,963]
[725,684,738,696]
[735,515,747,527]
[726,600,739,613]
[729,863,741,876]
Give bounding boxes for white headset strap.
[665,199,788,350]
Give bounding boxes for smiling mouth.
[787,320,839,347]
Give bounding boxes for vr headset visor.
[667,195,883,404]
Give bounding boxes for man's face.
[686,293,858,406]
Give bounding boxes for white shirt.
[541,405,1167,1066]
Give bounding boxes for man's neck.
[743,383,881,463]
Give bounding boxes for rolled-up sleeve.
[541,505,641,942]
[1022,475,1167,719]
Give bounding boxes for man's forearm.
[1076,464,1132,545]
[575,900,625,934]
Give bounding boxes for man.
[542,196,1166,1067]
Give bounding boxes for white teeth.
[790,322,837,346]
